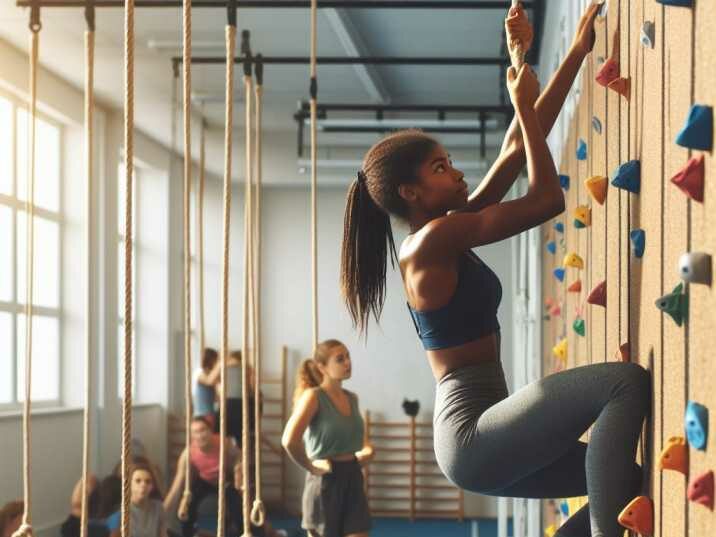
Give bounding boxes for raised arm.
[466,3,600,212]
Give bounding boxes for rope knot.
[177,491,192,522]
[249,500,266,526]
[11,523,33,537]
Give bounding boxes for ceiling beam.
[17,0,534,9]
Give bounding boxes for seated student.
[60,474,110,537]
[0,501,23,537]
[106,462,167,537]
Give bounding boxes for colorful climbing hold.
[676,104,713,151]
[552,338,567,361]
[574,205,592,228]
[679,252,712,286]
[554,268,566,282]
[617,342,630,362]
[618,496,653,536]
[588,280,607,308]
[554,222,565,234]
[563,253,584,270]
[592,116,602,135]
[585,175,608,205]
[559,501,569,517]
[687,471,714,510]
[630,229,646,258]
[573,317,586,337]
[547,241,557,255]
[545,297,554,309]
[559,174,570,190]
[685,400,708,451]
[608,77,631,100]
[671,155,705,202]
[611,160,641,194]
[596,57,619,87]
[658,436,689,475]
[641,21,655,49]
[576,138,588,161]
[655,282,688,326]
[550,304,562,317]
[568,280,582,293]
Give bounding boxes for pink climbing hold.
[608,77,631,100]
[671,155,705,203]
[588,280,607,308]
[687,470,714,510]
[596,57,619,87]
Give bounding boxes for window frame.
[0,88,64,410]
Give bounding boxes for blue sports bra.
[407,251,502,350]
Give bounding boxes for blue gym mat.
[271,517,513,537]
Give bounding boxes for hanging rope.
[79,3,95,537]
[120,1,135,537]
[309,0,318,351]
[13,7,41,537]
[178,0,194,522]
[507,0,525,70]
[217,2,236,534]
[240,32,254,536]
[249,54,265,528]
[198,109,206,364]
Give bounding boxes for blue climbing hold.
[547,241,557,255]
[656,0,693,6]
[554,268,566,282]
[630,229,646,258]
[685,401,708,451]
[611,160,641,194]
[676,105,713,151]
[592,117,602,135]
[559,174,570,190]
[560,501,570,517]
[554,222,565,234]
[574,219,587,229]
[576,139,588,161]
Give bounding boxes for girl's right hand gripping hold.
[507,64,540,113]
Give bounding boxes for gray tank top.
[225,364,243,398]
[303,389,364,460]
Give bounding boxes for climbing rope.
[309,0,318,351]
[249,55,265,528]
[79,3,95,537]
[120,1,135,537]
[240,36,254,536]
[198,109,206,363]
[13,7,41,537]
[179,0,194,522]
[217,1,236,534]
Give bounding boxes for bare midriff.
[427,331,500,381]
[329,453,360,462]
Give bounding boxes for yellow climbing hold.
[585,175,608,205]
[563,253,585,270]
[574,205,592,227]
[552,338,568,361]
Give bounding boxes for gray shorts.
[301,458,372,536]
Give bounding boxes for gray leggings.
[434,359,651,537]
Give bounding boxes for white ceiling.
[0,1,536,181]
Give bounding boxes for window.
[0,92,62,407]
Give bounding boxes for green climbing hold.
[656,282,689,326]
[573,318,586,337]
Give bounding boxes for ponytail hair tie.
[357,170,367,185]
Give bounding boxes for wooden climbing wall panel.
[540,2,715,537]
[690,1,716,535]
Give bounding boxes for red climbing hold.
[687,470,714,510]
[596,57,619,87]
[617,342,630,362]
[568,280,582,293]
[608,77,631,100]
[587,280,607,308]
[618,496,653,536]
[550,304,562,317]
[671,155,705,203]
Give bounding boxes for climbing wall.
[541,1,715,536]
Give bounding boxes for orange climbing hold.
[608,77,630,100]
[587,280,607,308]
[568,280,582,293]
[585,175,608,205]
[618,496,653,536]
[687,470,714,510]
[658,436,688,475]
